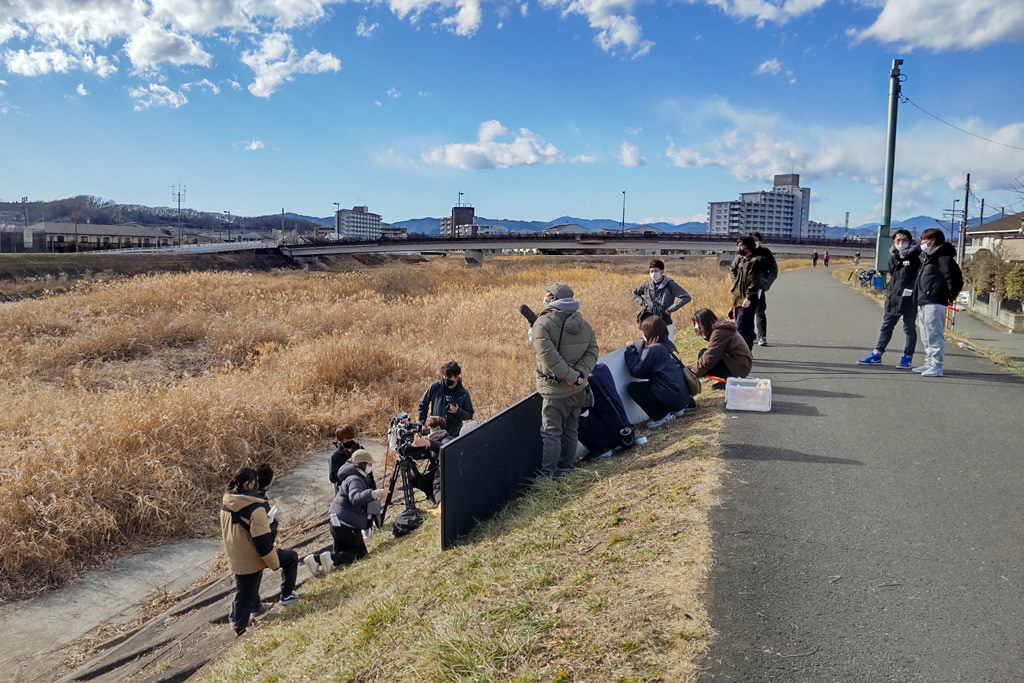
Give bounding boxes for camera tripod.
[380,444,434,521]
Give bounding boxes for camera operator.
[303,450,387,575]
[410,416,452,509]
[418,361,474,437]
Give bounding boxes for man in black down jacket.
[913,228,964,378]
[418,360,474,437]
[857,229,921,369]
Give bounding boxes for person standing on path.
[730,236,764,350]
[751,232,777,346]
[531,282,599,479]
[823,251,830,267]
[812,250,819,267]
[857,230,922,369]
[632,258,691,339]
[913,228,964,378]
[418,361,474,437]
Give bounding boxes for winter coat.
[731,254,764,308]
[632,276,692,325]
[329,462,380,530]
[418,379,474,437]
[915,242,964,306]
[730,245,778,291]
[531,299,599,399]
[624,338,690,408]
[328,439,363,492]
[693,319,753,379]
[885,244,922,316]
[220,491,280,575]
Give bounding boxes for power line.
[901,95,1024,152]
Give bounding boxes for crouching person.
[221,467,300,636]
[304,450,386,575]
[691,308,753,387]
[625,316,693,429]
[411,416,453,512]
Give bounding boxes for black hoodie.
[915,241,963,306]
[885,243,922,315]
[418,379,473,437]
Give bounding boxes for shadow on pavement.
[772,386,864,399]
[722,444,864,466]
[770,342,868,352]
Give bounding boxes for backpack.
[669,349,701,397]
[578,363,635,454]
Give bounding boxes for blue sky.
[1,0,1023,227]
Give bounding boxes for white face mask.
[650,271,664,282]
[543,296,553,308]
[920,241,933,254]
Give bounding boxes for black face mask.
[738,248,749,257]
[447,379,458,388]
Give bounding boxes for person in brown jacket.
[220,467,300,636]
[691,308,753,387]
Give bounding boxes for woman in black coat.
[624,316,692,429]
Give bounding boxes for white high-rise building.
[335,205,382,240]
[708,174,812,239]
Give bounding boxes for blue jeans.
[875,311,917,356]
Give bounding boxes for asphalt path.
[699,267,1024,682]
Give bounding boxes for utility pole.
[876,58,903,273]
[171,184,186,247]
[957,173,969,265]
[844,211,850,241]
[621,191,626,235]
[333,202,340,239]
[979,198,985,227]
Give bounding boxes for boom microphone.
[519,304,537,325]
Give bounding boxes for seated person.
[328,424,363,494]
[624,316,692,429]
[411,416,452,506]
[691,308,752,386]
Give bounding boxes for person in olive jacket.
[220,467,300,636]
[691,308,752,385]
[531,282,599,478]
[857,229,922,369]
[913,228,964,377]
[730,235,764,350]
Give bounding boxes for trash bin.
[872,275,885,291]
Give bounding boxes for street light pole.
[621,191,626,235]
[333,202,340,239]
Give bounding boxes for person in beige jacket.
[220,467,300,635]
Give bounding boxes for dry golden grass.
[0,256,734,600]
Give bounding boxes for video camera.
[387,412,430,459]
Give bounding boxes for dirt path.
[1,441,387,682]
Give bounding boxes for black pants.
[734,297,758,349]
[231,571,263,634]
[754,292,768,341]
[627,381,686,421]
[698,348,734,380]
[327,524,368,566]
[277,548,298,597]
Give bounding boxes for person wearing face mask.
[633,259,692,338]
[624,316,692,428]
[912,228,964,377]
[532,282,599,478]
[730,235,765,350]
[418,361,474,437]
[857,229,921,369]
[691,308,752,387]
[303,450,387,575]
[733,232,779,346]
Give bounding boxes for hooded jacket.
[730,245,778,291]
[531,299,599,399]
[418,379,474,437]
[885,243,922,316]
[329,462,380,530]
[220,491,281,575]
[915,241,964,306]
[693,319,753,379]
[624,338,690,408]
[731,253,764,308]
[632,276,692,324]
[328,439,363,492]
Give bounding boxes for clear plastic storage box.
[725,377,772,412]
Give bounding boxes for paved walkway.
[700,267,1024,681]
[953,309,1024,365]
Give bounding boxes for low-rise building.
[25,222,173,250]
[381,224,409,240]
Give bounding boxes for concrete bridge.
[279,233,871,261]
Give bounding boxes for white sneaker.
[303,554,321,576]
[319,551,336,573]
[911,363,931,373]
[647,415,674,428]
[362,527,375,541]
[920,366,944,377]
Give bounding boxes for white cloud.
[755,58,782,75]
[375,147,419,169]
[4,48,75,76]
[241,32,341,98]
[183,78,221,95]
[786,67,796,84]
[424,119,564,169]
[386,87,401,98]
[374,99,382,106]
[571,153,598,163]
[706,0,827,27]
[357,17,380,38]
[128,83,188,111]
[244,139,264,151]
[75,82,88,96]
[228,79,242,90]
[625,126,642,136]
[442,0,483,36]
[520,2,529,17]
[124,24,211,70]
[853,0,1024,51]
[618,140,647,167]
[539,0,653,57]
[418,90,431,96]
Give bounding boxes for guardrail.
[59,240,279,256]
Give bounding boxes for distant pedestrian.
[531,282,599,478]
[633,259,691,339]
[730,235,764,350]
[823,251,830,267]
[691,308,752,386]
[857,229,921,369]
[855,251,861,265]
[812,250,819,267]
[913,228,964,377]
